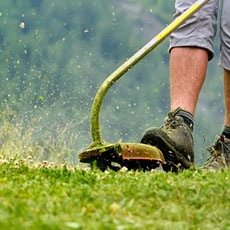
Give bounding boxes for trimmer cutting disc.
[79,143,165,171]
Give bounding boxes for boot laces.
[164,108,183,129]
[207,135,230,160]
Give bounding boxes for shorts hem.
[218,61,230,71]
[169,37,214,61]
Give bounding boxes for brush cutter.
[79,0,210,171]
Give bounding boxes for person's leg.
[141,0,219,171]
[224,70,230,127]
[168,0,218,119]
[203,71,230,171]
[170,47,208,115]
[217,0,230,137]
[203,0,230,171]
[219,0,230,128]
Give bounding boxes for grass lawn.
[0,159,230,230]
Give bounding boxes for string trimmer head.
[79,143,165,171]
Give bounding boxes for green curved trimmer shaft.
[89,0,210,149]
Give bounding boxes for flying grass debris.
[19,22,25,29]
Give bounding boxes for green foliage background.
[0,0,225,164]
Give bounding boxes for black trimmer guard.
[79,143,165,171]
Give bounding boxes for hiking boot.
[203,135,230,171]
[141,108,194,171]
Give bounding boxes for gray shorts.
[169,0,230,70]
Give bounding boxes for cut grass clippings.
[0,160,230,230]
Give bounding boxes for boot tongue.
[164,107,194,131]
[164,114,183,129]
[175,108,194,131]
